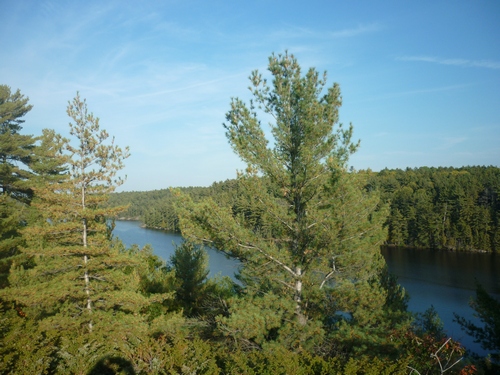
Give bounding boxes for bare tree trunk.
[295,267,307,325]
[82,184,92,332]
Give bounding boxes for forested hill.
[109,186,212,220]
[110,166,500,252]
[370,166,499,252]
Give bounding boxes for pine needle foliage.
[455,283,500,364]
[0,93,173,369]
[0,85,35,287]
[0,85,34,202]
[177,53,391,351]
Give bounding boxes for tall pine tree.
[1,94,174,372]
[177,53,393,351]
[0,85,35,201]
[0,85,35,288]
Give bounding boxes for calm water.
[114,220,499,356]
[381,246,500,357]
[113,220,240,279]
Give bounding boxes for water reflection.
[381,246,500,294]
[381,246,500,357]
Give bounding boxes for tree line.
[111,166,500,253]
[374,166,499,252]
[1,53,498,374]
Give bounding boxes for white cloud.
[398,56,500,70]
[353,84,470,103]
[270,23,382,41]
[328,23,382,38]
[437,137,467,150]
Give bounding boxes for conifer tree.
[0,85,34,201]
[0,194,25,288]
[1,128,72,289]
[0,85,35,288]
[6,93,134,330]
[455,283,500,364]
[177,53,391,349]
[0,94,173,370]
[169,241,209,316]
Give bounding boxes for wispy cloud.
[269,23,381,41]
[355,83,470,103]
[398,56,500,70]
[437,137,467,150]
[328,23,382,38]
[123,71,245,101]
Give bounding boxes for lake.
[113,220,499,356]
[113,220,240,279]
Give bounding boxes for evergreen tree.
[0,85,34,201]
[169,241,210,316]
[177,53,392,351]
[0,194,26,288]
[0,85,35,287]
[376,166,500,252]
[455,284,500,364]
[5,93,134,331]
[0,93,174,371]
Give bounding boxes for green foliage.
[218,345,338,374]
[1,93,138,331]
[0,309,59,374]
[218,346,409,374]
[379,266,410,314]
[30,128,69,182]
[341,356,407,375]
[176,52,395,356]
[216,291,317,350]
[0,195,26,288]
[2,70,495,372]
[373,166,500,251]
[413,306,445,341]
[0,92,177,374]
[455,283,500,364]
[121,334,221,374]
[169,241,210,315]
[0,85,34,202]
[0,85,37,289]
[110,166,500,255]
[108,183,230,229]
[109,188,174,220]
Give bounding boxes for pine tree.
[455,283,500,364]
[0,85,35,201]
[4,93,134,331]
[177,53,391,350]
[0,194,26,288]
[169,241,209,316]
[0,94,173,371]
[0,85,35,288]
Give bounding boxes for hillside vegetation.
[2,53,498,373]
[111,166,500,252]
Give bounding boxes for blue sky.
[1,0,499,192]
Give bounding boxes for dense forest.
[1,54,499,374]
[111,166,500,253]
